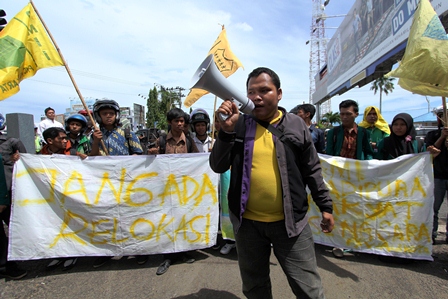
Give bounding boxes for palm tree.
[370,76,395,113]
[321,111,341,128]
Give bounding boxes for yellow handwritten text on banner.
[308,153,434,261]
[9,153,219,260]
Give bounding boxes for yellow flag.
[385,0,448,96]
[184,28,243,108]
[0,3,64,101]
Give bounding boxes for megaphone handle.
[219,112,230,121]
[218,97,239,121]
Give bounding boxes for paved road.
[2,207,448,299]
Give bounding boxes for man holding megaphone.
[209,67,334,299]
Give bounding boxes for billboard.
[312,0,448,104]
[120,107,131,117]
[133,103,145,129]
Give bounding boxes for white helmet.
[433,105,446,115]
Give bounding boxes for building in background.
[64,98,95,119]
[61,98,145,131]
[133,103,145,131]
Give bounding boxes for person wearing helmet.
[190,108,212,152]
[0,113,5,131]
[89,99,145,268]
[65,114,91,159]
[78,109,94,137]
[425,106,448,244]
[37,107,64,143]
[90,99,143,157]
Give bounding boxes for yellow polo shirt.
[244,111,284,222]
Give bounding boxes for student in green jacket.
[325,100,374,160]
[358,106,390,159]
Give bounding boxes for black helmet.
[93,99,120,125]
[190,108,210,132]
[0,113,5,130]
[65,114,88,133]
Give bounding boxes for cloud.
[1,0,439,126]
[234,22,253,32]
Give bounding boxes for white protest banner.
[9,153,219,260]
[309,153,434,261]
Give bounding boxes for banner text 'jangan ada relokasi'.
[9,153,219,260]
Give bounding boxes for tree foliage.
[370,76,395,112]
[145,86,183,130]
[320,111,341,128]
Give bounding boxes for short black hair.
[246,67,281,90]
[339,99,359,113]
[44,107,55,115]
[184,112,190,125]
[167,108,185,122]
[42,127,66,143]
[297,104,316,119]
[289,105,300,115]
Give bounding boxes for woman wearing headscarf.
[377,113,425,160]
[358,106,390,159]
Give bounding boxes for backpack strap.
[186,135,194,153]
[159,134,166,154]
[251,116,297,152]
[332,126,340,154]
[123,127,134,155]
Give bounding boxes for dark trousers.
[235,219,325,299]
[433,178,448,238]
[162,252,188,263]
[0,205,11,267]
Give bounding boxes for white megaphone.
[191,54,254,118]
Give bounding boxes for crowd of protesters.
[0,102,239,280]
[0,70,447,299]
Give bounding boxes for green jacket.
[365,127,389,159]
[325,125,374,160]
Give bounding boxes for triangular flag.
[184,27,243,108]
[385,0,448,96]
[0,3,64,101]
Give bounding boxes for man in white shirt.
[38,107,64,143]
[190,108,212,153]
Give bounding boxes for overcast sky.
[1,0,439,125]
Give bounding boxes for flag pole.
[442,96,448,147]
[29,0,109,155]
[442,97,447,125]
[210,96,218,150]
